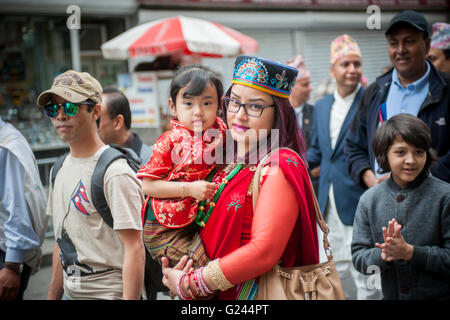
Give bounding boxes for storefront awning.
[0,0,137,16]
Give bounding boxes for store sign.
[122,72,160,128]
[138,0,448,8]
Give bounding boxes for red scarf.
[201,149,319,299]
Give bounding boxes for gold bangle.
[207,259,233,291]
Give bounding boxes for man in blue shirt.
[0,118,48,300]
[385,60,430,120]
[345,10,450,188]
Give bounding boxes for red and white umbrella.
[101,16,258,60]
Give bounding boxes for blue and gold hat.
[232,55,298,98]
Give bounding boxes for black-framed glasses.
[224,97,275,118]
[43,101,95,118]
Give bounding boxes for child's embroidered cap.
[232,55,298,98]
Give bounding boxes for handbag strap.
[251,147,333,261]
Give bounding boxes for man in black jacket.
[345,10,450,188]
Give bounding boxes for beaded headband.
[232,55,298,98]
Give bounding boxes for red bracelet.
[188,271,201,299]
[177,273,191,300]
[191,272,202,298]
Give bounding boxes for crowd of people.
[0,10,449,301]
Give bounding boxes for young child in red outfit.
[137,65,226,268]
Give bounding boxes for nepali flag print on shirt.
[71,181,90,216]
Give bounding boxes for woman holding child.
[160,55,321,300]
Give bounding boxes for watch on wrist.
[3,262,24,274]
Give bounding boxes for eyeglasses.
[43,102,95,118]
[224,97,274,118]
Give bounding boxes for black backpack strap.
[91,144,142,228]
[110,143,142,172]
[51,153,69,187]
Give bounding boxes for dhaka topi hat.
[286,55,311,81]
[385,10,431,38]
[431,23,450,50]
[232,55,298,98]
[37,70,103,107]
[330,34,362,65]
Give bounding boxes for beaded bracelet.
[196,267,214,295]
[177,273,192,300]
[194,268,206,296]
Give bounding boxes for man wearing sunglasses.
[37,70,145,300]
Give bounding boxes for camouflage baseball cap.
[37,70,103,107]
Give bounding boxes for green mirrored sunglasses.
[43,102,95,118]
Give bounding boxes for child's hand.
[376,220,414,262]
[375,241,391,262]
[187,181,216,200]
[161,256,193,299]
[384,231,414,262]
[375,218,403,262]
[384,218,402,241]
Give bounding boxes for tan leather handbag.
[252,148,346,300]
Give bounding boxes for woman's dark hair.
[170,64,223,108]
[372,113,433,178]
[221,85,308,166]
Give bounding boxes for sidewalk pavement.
[24,238,53,300]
